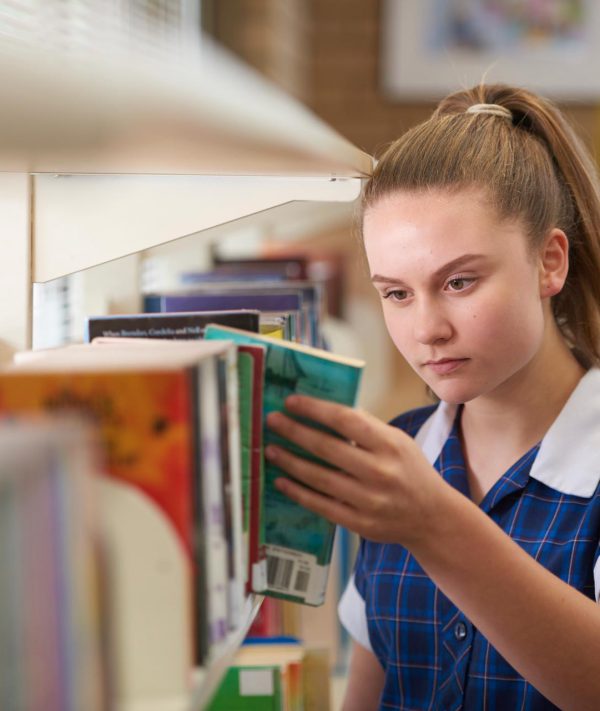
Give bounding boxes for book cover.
[5,340,236,664]
[203,325,364,606]
[88,334,250,627]
[90,338,242,635]
[206,665,283,711]
[85,309,260,342]
[72,339,235,653]
[259,317,286,341]
[0,370,196,555]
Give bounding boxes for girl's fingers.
[265,443,365,506]
[266,410,374,481]
[273,475,363,533]
[282,395,396,452]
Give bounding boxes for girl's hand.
[265,395,451,547]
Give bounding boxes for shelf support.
[33,174,362,283]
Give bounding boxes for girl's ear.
[539,228,569,299]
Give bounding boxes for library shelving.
[0,28,372,711]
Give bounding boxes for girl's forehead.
[363,187,524,241]
[362,189,531,271]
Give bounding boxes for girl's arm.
[266,396,600,711]
[408,483,600,711]
[340,642,385,711]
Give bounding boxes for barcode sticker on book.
[264,544,328,604]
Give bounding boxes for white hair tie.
[466,103,512,120]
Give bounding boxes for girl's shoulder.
[388,403,439,439]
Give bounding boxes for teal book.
[204,324,364,606]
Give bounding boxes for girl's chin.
[426,381,482,406]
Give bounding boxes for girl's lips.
[425,358,469,375]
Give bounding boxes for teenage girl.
[264,84,600,710]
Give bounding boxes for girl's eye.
[382,289,408,302]
[446,276,475,292]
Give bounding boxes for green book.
[237,352,253,559]
[206,665,283,711]
[204,324,364,606]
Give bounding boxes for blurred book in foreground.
[0,417,108,711]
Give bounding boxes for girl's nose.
[413,301,453,345]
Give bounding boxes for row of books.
[0,308,363,707]
[142,257,327,347]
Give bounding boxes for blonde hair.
[362,83,600,366]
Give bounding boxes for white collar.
[414,368,600,498]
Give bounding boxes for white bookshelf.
[0,22,371,711]
[120,596,264,711]
[1,34,369,354]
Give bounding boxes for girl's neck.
[458,322,585,505]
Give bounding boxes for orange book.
[0,369,195,553]
[5,338,237,665]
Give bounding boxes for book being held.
[204,324,364,606]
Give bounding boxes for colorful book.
[0,419,107,711]
[88,335,247,633]
[206,665,283,711]
[144,292,302,316]
[85,310,260,342]
[3,340,236,667]
[90,339,242,640]
[259,317,287,341]
[204,324,364,606]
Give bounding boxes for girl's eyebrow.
[371,253,488,284]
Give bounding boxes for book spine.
[198,358,229,653]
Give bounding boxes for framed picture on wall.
[381,0,599,100]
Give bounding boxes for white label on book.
[239,668,274,696]
[265,544,328,605]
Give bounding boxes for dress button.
[454,621,468,641]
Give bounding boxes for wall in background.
[205,0,600,158]
[203,0,311,103]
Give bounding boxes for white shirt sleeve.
[337,574,373,652]
[594,556,600,602]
